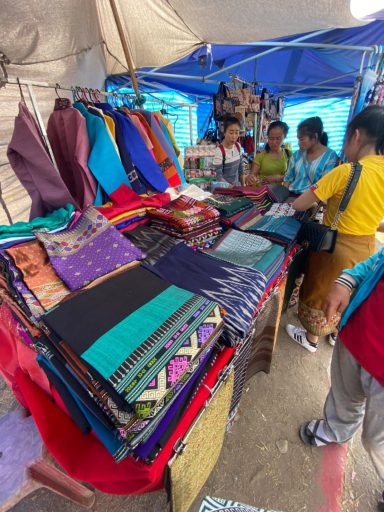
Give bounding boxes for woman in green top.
[248,121,291,184]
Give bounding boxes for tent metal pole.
[109,0,140,99]
[25,84,60,173]
[279,70,360,95]
[204,29,335,80]
[359,51,368,74]
[188,106,194,145]
[223,41,375,51]
[137,73,351,91]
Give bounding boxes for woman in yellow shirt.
[286,105,384,353]
[248,121,291,185]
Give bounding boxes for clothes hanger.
[55,83,62,98]
[84,87,94,105]
[16,77,26,103]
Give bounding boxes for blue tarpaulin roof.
[107,21,384,100]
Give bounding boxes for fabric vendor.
[213,116,246,186]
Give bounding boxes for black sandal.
[299,420,334,447]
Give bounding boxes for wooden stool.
[0,409,95,511]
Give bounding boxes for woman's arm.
[292,189,319,211]
[251,162,261,175]
[263,174,284,184]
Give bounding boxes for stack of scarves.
[148,195,222,248]
[150,243,266,346]
[213,185,273,214]
[96,184,171,233]
[243,215,301,248]
[204,195,254,226]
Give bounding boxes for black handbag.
[297,162,362,253]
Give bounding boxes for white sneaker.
[286,324,318,353]
[328,333,338,347]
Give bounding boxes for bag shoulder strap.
[235,142,241,154]
[218,143,226,174]
[331,162,362,229]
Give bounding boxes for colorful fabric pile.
[0,204,76,250]
[213,185,273,213]
[2,94,307,508]
[0,206,236,472]
[148,195,222,248]
[96,184,171,233]
[204,194,254,226]
[244,215,301,247]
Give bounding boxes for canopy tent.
[107,21,384,100]
[0,0,382,87]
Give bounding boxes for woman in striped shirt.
[283,116,338,194]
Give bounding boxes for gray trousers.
[323,341,384,482]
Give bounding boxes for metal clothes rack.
[0,76,199,168]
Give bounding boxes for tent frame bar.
[204,29,334,80]
[135,72,351,91]
[205,40,377,80]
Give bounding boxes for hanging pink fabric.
[7,102,76,220]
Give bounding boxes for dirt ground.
[2,309,382,512]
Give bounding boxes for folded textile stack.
[253,244,286,287]
[0,206,145,324]
[148,195,222,248]
[213,185,272,214]
[38,266,224,462]
[203,229,286,289]
[0,204,76,250]
[230,206,263,230]
[243,215,301,248]
[0,205,232,468]
[151,243,266,346]
[203,229,272,268]
[204,195,253,226]
[96,184,171,233]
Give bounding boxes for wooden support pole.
[109,0,140,99]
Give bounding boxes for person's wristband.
[335,274,355,292]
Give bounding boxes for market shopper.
[283,116,338,194]
[213,116,246,186]
[247,121,291,185]
[286,105,384,352]
[299,249,384,511]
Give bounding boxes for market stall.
[0,2,383,511]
